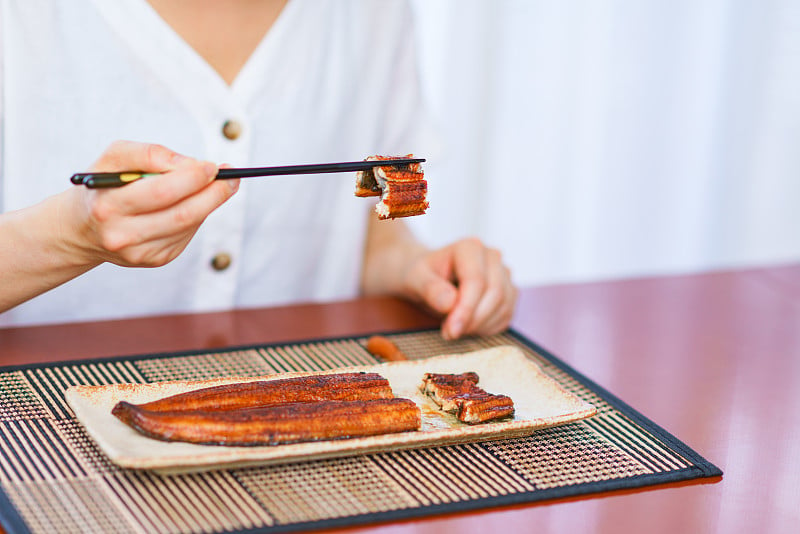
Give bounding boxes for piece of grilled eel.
[419,372,514,424]
[131,372,394,413]
[355,155,428,219]
[112,398,422,446]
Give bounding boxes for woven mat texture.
[0,330,720,534]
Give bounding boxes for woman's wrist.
[49,187,104,270]
[0,189,101,312]
[361,216,429,297]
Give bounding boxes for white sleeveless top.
[0,0,431,326]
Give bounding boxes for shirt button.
[221,119,242,140]
[210,252,232,271]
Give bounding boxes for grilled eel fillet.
[135,372,394,412]
[420,372,514,424]
[112,398,422,446]
[355,155,428,219]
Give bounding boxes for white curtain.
[407,0,800,287]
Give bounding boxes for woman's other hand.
[398,237,517,339]
[362,217,517,340]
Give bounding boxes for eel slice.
[136,372,394,412]
[112,398,422,446]
[419,372,514,424]
[355,155,428,219]
[419,372,480,412]
[455,391,516,424]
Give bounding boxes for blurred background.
[405,0,800,287]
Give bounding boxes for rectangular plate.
[66,345,597,473]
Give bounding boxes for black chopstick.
[70,158,426,188]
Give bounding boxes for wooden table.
[2,264,798,533]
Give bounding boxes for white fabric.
[0,0,432,326]
[408,0,800,286]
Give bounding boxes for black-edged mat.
[0,328,721,533]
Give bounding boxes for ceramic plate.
[66,345,597,473]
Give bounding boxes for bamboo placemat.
[0,329,721,534]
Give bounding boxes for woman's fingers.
[398,237,517,340]
[78,141,239,267]
[90,140,185,174]
[441,238,488,339]
[464,253,517,336]
[89,141,224,214]
[426,238,516,340]
[90,158,220,216]
[90,177,239,266]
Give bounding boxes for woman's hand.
[0,141,239,313]
[397,237,517,339]
[71,140,240,267]
[362,217,517,340]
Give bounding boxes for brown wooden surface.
[2,264,799,533]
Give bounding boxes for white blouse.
[0,0,432,327]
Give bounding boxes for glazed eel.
[420,372,514,424]
[112,398,422,446]
[135,372,394,412]
[354,155,428,219]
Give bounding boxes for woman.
[0,0,516,339]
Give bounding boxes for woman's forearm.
[0,189,98,313]
[360,214,428,297]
